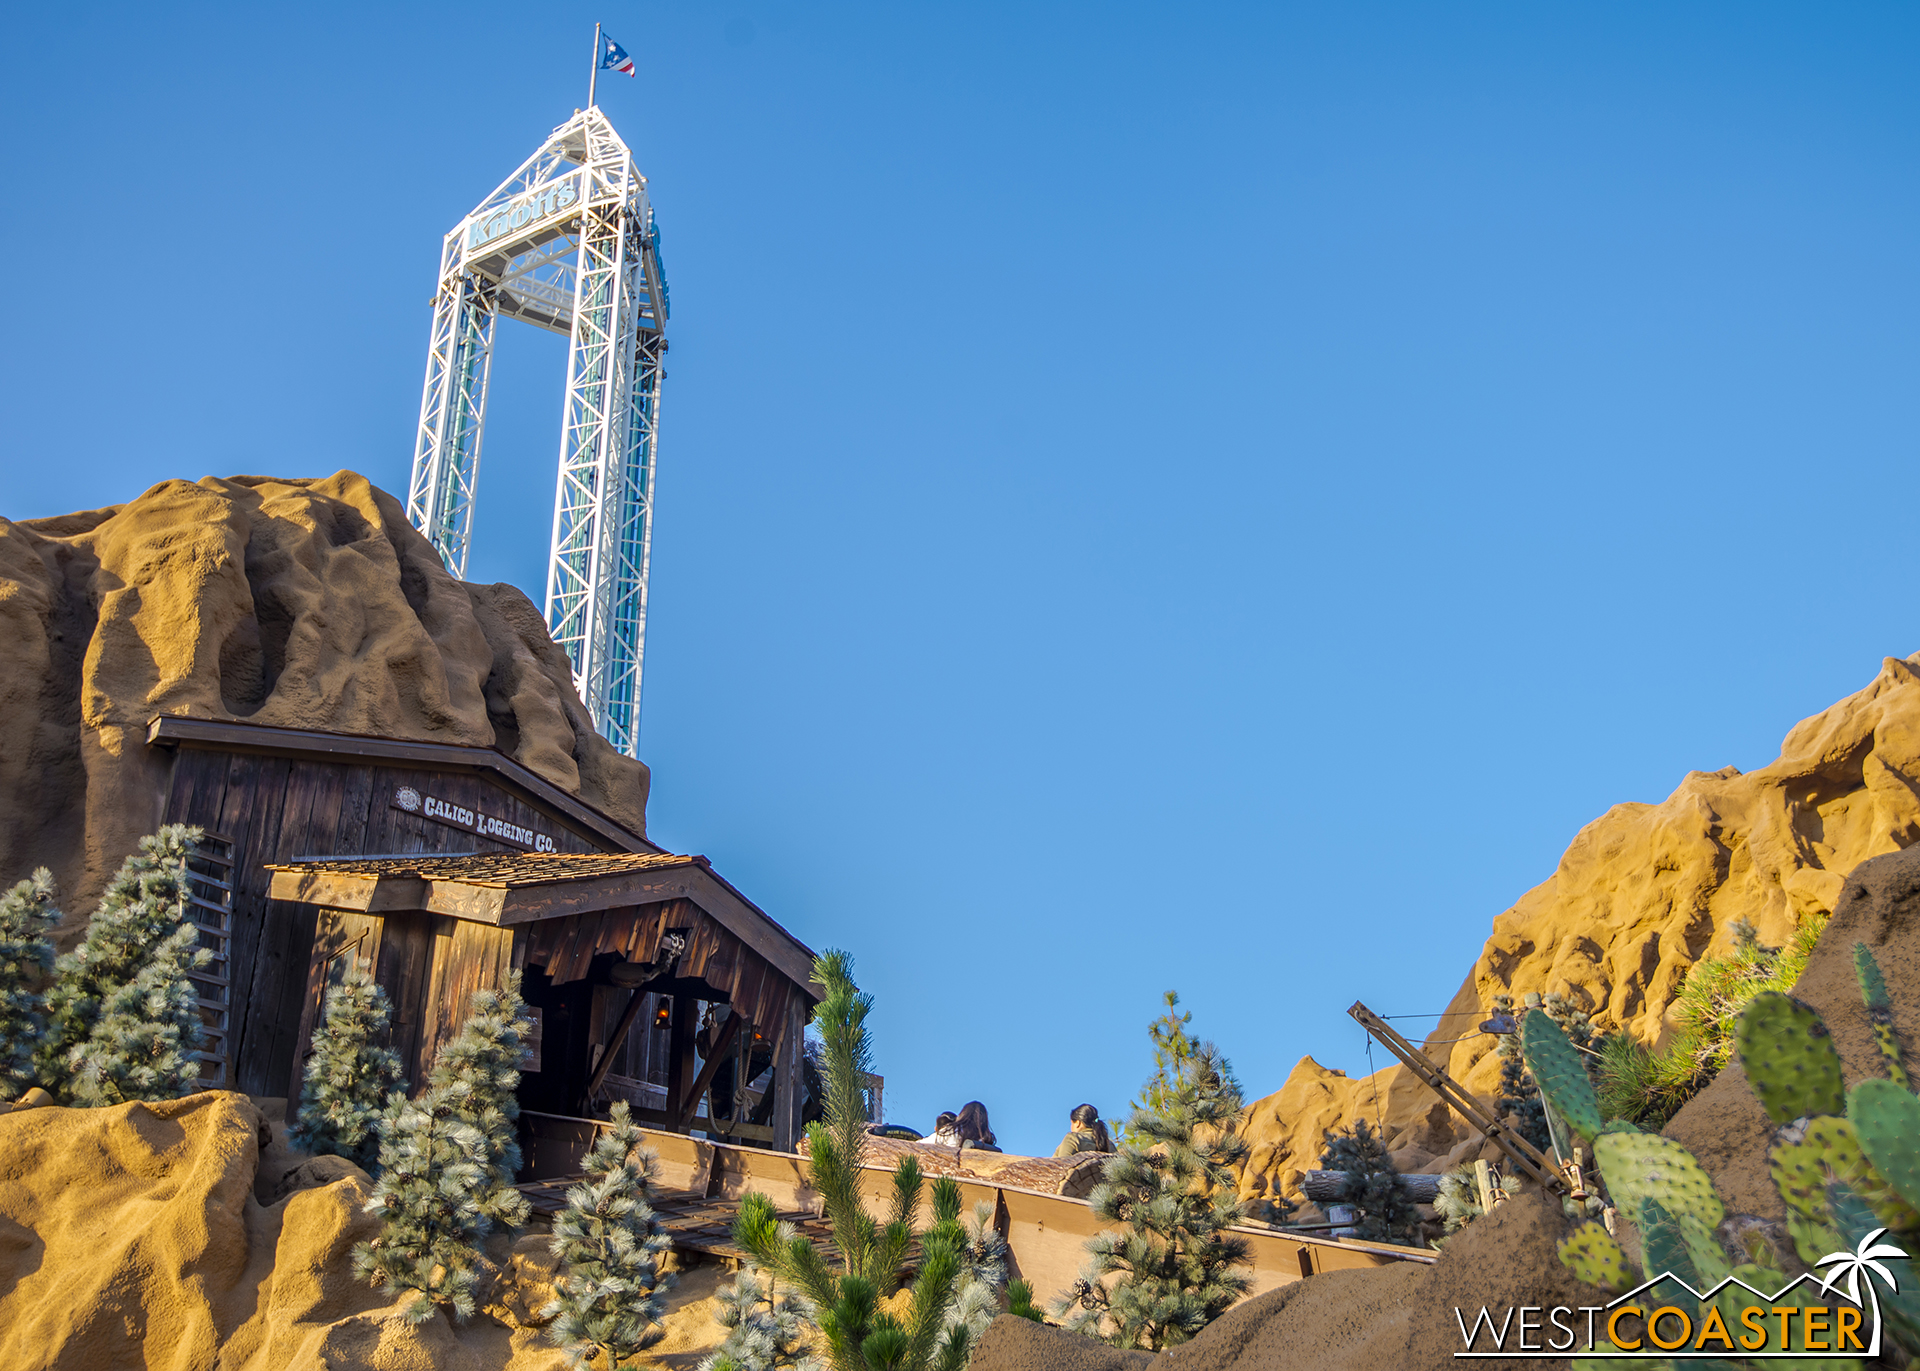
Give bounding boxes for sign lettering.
[391,785,558,852]
[465,176,581,254]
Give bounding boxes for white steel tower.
[408,108,669,758]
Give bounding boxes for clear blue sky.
[3,4,1917,1155]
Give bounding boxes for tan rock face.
[1241,652,1920,1204]
[0,472,649,931]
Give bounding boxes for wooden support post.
[674,1011,745,1131]
[770,994,804,1153]
[667,994,699,1130]
[581,987,650,1109]
[1346,1000,1563,1193]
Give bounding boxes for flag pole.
[588,21,602,108]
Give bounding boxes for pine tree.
[1492,990,1595,1153]
[700,1260,820,1371]
[356,971,534,1323]
[38,825,211,1106]
[1317,1118,1420,1245]
[541,1101,677,1368]
[729,949,980,1371]
[1054,1000,1252,1351]
[0,869,61,1098]
[1432,1164,1483,1237]
[289,966,406,1171]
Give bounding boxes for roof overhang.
[266,853,820,996]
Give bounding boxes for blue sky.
[3,3,1917,1155]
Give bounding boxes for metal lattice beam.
[406,108,668,758]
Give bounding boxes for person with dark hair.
[954,1100,996,1152]
[1053,1103,1113,1157]
[926,1110,961,1148]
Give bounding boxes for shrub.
[543,1101,676,1367]
[1317,1118,1421,1245]
[39,825,211,1105]
[1053,996,1251,1350]
[355,972,534,1322]
[0,870,60,1098]
[289,966,406,1171]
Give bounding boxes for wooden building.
[266,850,821,1151]
[143,714,819,1146]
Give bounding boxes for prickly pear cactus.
[1594,1131,1725,1228]
[1600,1117,1641,1135]
[1776,1112,1920,1237]
[1734,992,1846,1125]
[1854,943,1910,1089]
[1638,1198,1704,1317]
[1849,1077,1920,1214]
[1828,1182,1920,1357]
[1522,1008,1603,1142]
[1557,1221,1636,1293]
[1673,1210,1730,1287]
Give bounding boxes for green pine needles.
[356,971,534,1323]
[1054,993,1252,1351]
[0,869,60,1099]
[38,824,211,1106]
[542,1101,677,1368]
[1317,1118,1421,1245]
[289,966,406,1171]
[727,949,987,1371]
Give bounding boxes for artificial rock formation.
[1240,651,1920,1207]
[0,472,649,939]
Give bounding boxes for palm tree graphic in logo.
[1815,1227,1905,1357]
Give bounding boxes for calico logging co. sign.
[391,785,559,853]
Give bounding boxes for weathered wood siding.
[160,746,607,1096]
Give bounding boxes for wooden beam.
[674,1012,745,1131]
[1346,1001,1561,1192]
[771,993,804,1153]
[582,989,651,1109]
[667,994,699,1130]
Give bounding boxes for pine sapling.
[700,1259,820,1371]
[1054,999,1252,1351]
[356,971,534,1322]
[290,966,406,1171]
[0,869,60,1099]
[39,825,212,1105]
[542,1101,677,1368]
[1317,1118,1420,1245]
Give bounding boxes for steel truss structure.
[409,108,669,758]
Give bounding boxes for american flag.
[600,33,636,77]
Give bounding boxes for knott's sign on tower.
[408,107,670,764]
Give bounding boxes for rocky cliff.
[1240,651,1920,1206]
[0,472,649,936]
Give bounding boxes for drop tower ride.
[407,105,668,760]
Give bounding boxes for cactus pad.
[1600,1118,1641,1134]
[1674,1211,1729,1287]
[1557,1221,1635,1294]
[1854,943,1910,1089]
[1849,1077,1920,1213]
[1638,1199,1702,1316]
[1774,1111,1920,1234]
[1522,1008,1603,1142]
[1734,993,1846,1125]
[1594,1131,1725,1228]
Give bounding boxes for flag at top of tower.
[600,32,636,76]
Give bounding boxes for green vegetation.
[1595,915,1822,1130]
[38,825,211,1106]
[288,965,406,1171]
[355,973,534,1323]
[0,869,60,1099]
[724,950,993,1371]
[1052,994,1251,1351]
[1492,990,1596,1153]
[1316,1118,1421,1246]
[1527,960,1920,1360]
[543,1101,677,1368]
[699,1261,816,1371]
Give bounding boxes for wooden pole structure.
[770,994,804,1153]
[1346,1000,1563,1193]
[674,1011,745,1131]
[581,988,650,1109]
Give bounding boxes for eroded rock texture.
[1239,653,1920,1206]
[0,472,649,935]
